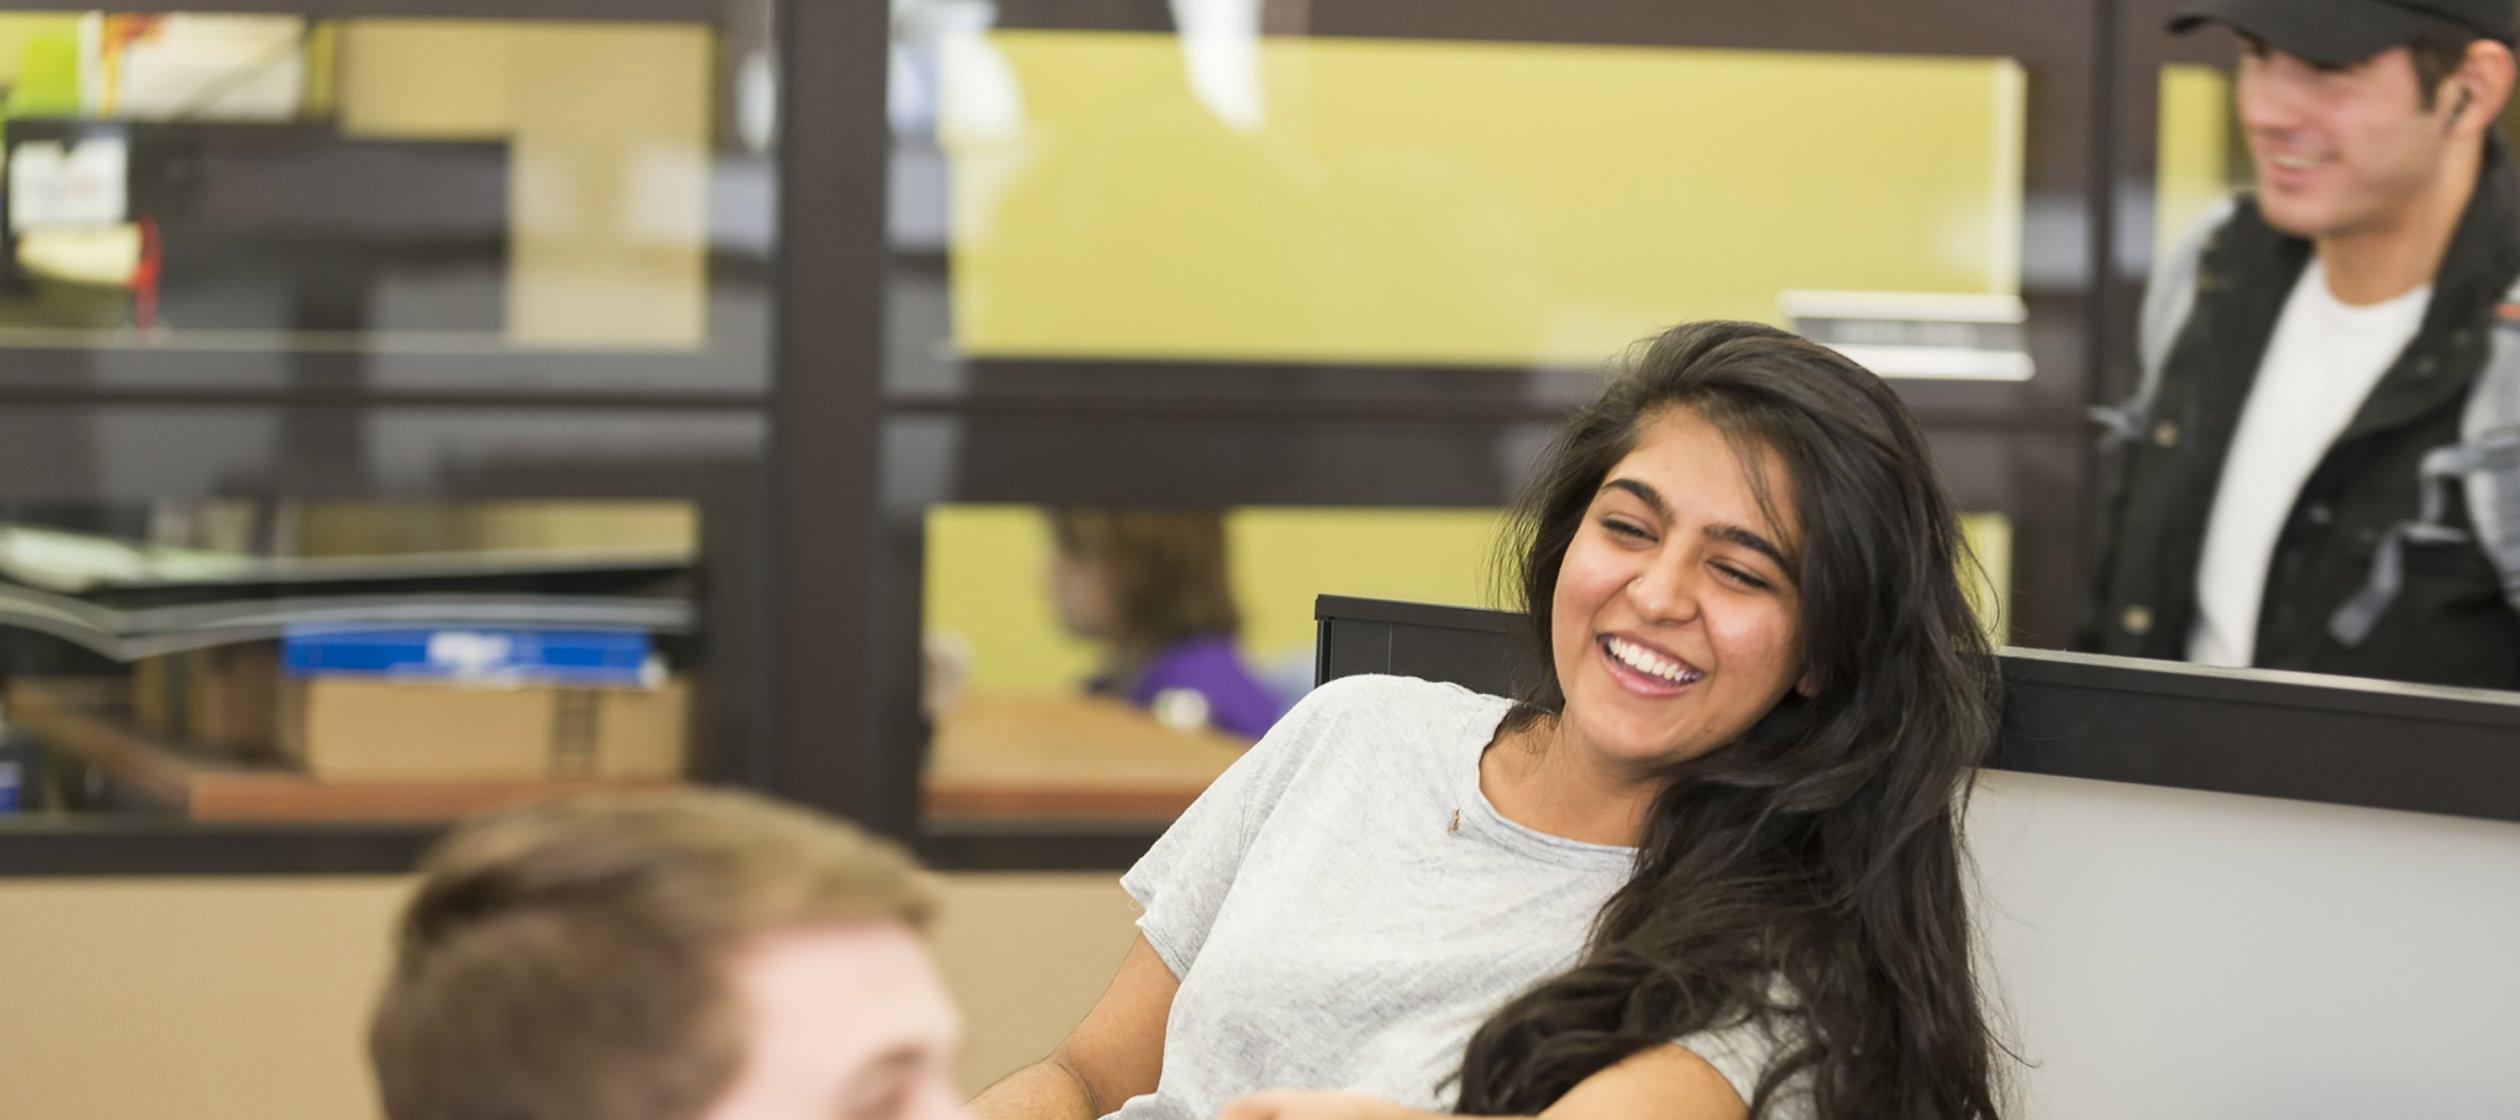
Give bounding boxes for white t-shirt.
[1112,674,1804,1120]
[2188,260,2430,666]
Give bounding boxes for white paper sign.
[8,137,129,234]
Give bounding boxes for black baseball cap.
[2171,0,2517,67]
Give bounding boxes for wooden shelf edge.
[6,677,679,824]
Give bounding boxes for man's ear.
[2452,38,2517,136]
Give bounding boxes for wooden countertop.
[924,692,1247,823]
[6,677,676,823]
[7,680,1249,826]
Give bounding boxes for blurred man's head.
[370,789,962,1120]
[2173,0,2517,242]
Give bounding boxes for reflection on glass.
[2154,62,2520,258]
[2154,64,2246,261]
[1959,512,2012,642]
[1045,509,1287,741]
[919,505,2013,828]
[0,499,700,822]
[922,504,1501,824]
[2121,58,2520,693]
[0,12,731,352]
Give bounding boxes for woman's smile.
[1597,633,1705,695]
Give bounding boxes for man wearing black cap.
[2092,0,2520,688]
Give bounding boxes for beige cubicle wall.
[12,777,2518,1119]
[0,874,1137,1120]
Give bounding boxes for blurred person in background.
[2091,0,2520,688]
[1046,508,1289,740]
[369,789,964,1120]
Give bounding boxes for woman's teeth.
[1604,636,1703,685]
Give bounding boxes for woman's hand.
[1214,1090,1428,1120]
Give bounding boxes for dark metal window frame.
[0,0,893,876]
[20,0,2511,878]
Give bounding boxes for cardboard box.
[278,676,689,782]
[132,644,283,759]
[188,644,282,754]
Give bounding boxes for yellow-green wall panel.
[1959,511,2012,642]
[2156,64,2238,261]
[926,506,1096,696]
[1228,507,1503,658]
[946,33,2025,365]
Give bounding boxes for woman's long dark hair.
[1454,321,2005,1119]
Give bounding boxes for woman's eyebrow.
[1706,524,1793,573]
[1602,477,1793,571]
[1602,477,1672,519]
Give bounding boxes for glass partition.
[938,32,2025,369]
[0,497,712,825]
[2108,44,2520,697]
[0,9,772,393]
[886,3,2086,864]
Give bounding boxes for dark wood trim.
[766,0,913,839]
[996,0,2083,59]
[918,822,1162,873]
[883,357,2094,431]
[0,402,766,504]
[882,413,2082,505]
[0,346,770,402]
[0,386,764,410]
[0,818,437,877]
[1993,647,2520,822]
[1318,595,1517,637]
[1314,595,2520,824]
[890,396,2091,433]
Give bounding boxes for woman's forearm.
[969,1055,1107,1120]
[1216,1090,1501,1120]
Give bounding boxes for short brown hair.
[2409,29,2481,108]
[1049,508,1242,654]
[369,789,934,1120]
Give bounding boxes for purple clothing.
[1089,634,1289,741]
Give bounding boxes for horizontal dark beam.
[919,823,1163,873]
[1313,596,2520,825]
[1994,648,2520,822]
[0,347,768,402]
[996,0,2084,59]
[0,817,437,876]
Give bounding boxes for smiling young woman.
[1456,319,2005,1119]
[969,321,2005,1120]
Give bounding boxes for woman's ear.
[1794,669,1819,699]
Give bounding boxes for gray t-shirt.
[1114,674,1799,1120]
